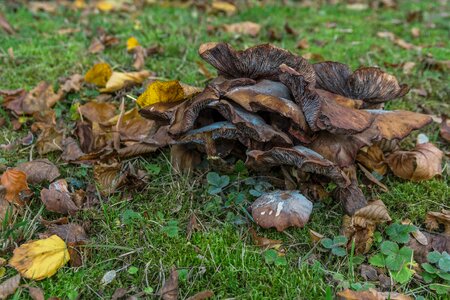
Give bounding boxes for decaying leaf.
[337,288,412,300]
[84,62,113,87]
[40,179,79,215]
[250,190,313,231]
[333,179,367,216]
[170,144,202,174]
[93,162,123,195]
[356,144,387,175]
[137,80,201,107]
[186,290,214,300]
[88,29,119,53]
[386,142,443,181]
[425,210,450,235]
[159,267,178,300]
[9,235,70,280]
[100,70,151,93]
[223,21,261,37]
[15,159,60,184]
[1,169,30,205]
[211,0,236,15]
[0,274,21,300]
[440,115,450,143]
[48,223,88,267]
[0,13,15,35]
[27,286,45,300]
[250,228,282,248]
[0,186,16,222]
[342,200,391,254]
[309,229,325,244]
[79,101,117,123]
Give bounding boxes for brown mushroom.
[313,62,409,106]
[279,67,374,134]
[246,146,350,188]
[250,190,313,231]
[199,42,315,83]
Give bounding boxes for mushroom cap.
[250,190,313,231]
[246,146,351,188]
[199,42,315,83]
[313,62,409,104]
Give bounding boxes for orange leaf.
[1,169,30,205]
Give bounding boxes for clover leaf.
[385,223,416,244]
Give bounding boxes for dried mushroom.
[250,190,313,231]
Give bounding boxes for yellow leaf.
[100,70,150,93]
[84,63,112,87]
[96,1,113,11]
[136,80,185,107]
[9,235,70,280]
[211,1,237,15]
[127,37,140,52]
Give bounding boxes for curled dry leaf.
[337,288,412,300]
[27,286,45,300]
[211,0,237,15]
[137,80,201,107]
[223,21,261,37]
[186,290,214,300]
[440,115,450,143]
[342,200,391,254]
[425,210,450,235]
[160,267,178,300]
[356,144,387,175]
[0,274,21,300]
[48,223,88,267]
[41,179,79,215]
[100,70,151,93]
[93,162,123,195]
[0,186,16,222]
[84,62,113,87]
[170,144,202,174]
[15,159,60,184]
[9,235,70,280]
[402,219,428,246]
[250,190,313,231]
[333,179,367,216]
[408,231,449,263]
[309,229,324,244]
[386,142,443,181]
[1,169,30,205]
[250,227,282,249]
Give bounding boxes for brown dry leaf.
[411,27,420,38]
[35,126,64,155]
[402,219,428,246]
[28,286,45,300]
[211,1,236,15]
[101,107,155,141]
[131,45,146,70]
[170,145,202,174]
[425,210,450,235]
[61,137,85,162]
[343,200,391,254]
[15,159,60,184]
[187,290,214,300]
[88,29,119,53]
[47,223,88,267]
[337,288,412,300]
[386,142,443,181]
[376,31,417,50]
[250,190,313,232]
[93,162,122,195]
[100,70,151,93]
[0,186,16,223]
[402,62,416,74]
[9,235,70,280]
[79,101,116,123]
[0,274,21,300]
[1,169,30,205]
[29,1,57,13]
[59,74,84,94]
[84,62,113,87]
[358,163,388,192]
[41,179,79,215]
[223,22,261,37]
[309,229,325,244]
[186,213,200,240]
[297,38,309,49]
[440,115,450,143]
[0,13,15,35]
[250,228,282,249]
[160,267,178,300]
[356,145,387,176]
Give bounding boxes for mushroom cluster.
[140,42,433,231]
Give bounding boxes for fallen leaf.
[223,21,261,37]
[93,162,122,195]
[356,145,387,176]
[386,142,443,181]
[402,61,415,74]
[34,125,64,155]
[59,74,84,94]
[41,179,79,215]
[284,22,297,36]
[15,159,60,184]
[1,169,30,205]
[250,228,282,249]
[250,190,313,231]
[111,288,127,300]
[297,38,309,49]
[440,115,450,143]
[425,210,450,235]
[377,31,417,50]
[88,28,119,53]
[187,290,214,300]
[48,223,88,267]
[127,36,140,51]
[9,235,70,280]
[186,213,200,240]
[346,3,368,10]
[160,267,178,300]
[100,70,151,93]
[309,229,325,244]
[84,62,113,87]
[337,288,412,300]
[411,27,420,38]
[28,1,57,13]
[137,80,201,107]
[401,219,428,246]
[0,275,21,300]
[0,186,16,222]
[359,264,378,281]
[0,13,15,35]
[79,101,116,123]
[28,286,45,300]
[211,1,236,15]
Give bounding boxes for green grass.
[0,1,449,299]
